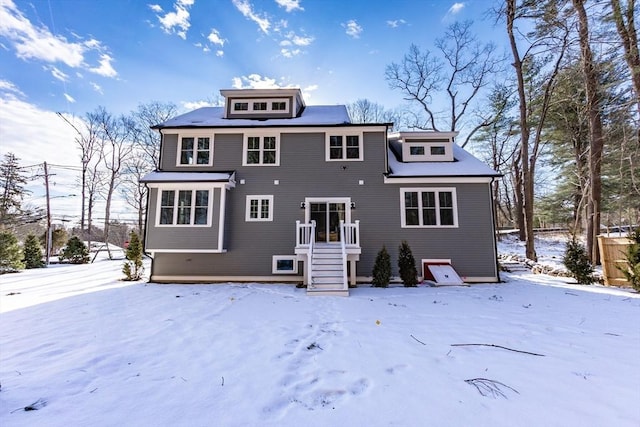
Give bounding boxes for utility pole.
[44,162,52,266]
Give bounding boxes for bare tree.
[56,112,101,238]
[91,107,136,259]
[505,0,570,261]
[385,20,504,146]
[132,101,178,169]
[120,148,150,235]
[347,99,401,130]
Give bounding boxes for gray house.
[141,88,501,295]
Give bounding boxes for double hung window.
[246,196,274,221]
[179,136,211,165]
[244,135,279,165]
[400,188,457,227]
[326,133,362,161]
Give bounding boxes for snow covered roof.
[154,105,352,129]
[140,171,235,183]
[387,144,501,178]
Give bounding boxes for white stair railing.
[339,220,348,290]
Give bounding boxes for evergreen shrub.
[0,231,24,272]
[563,237,594,284]
[122,231,144,281]
[398,240,418,287]
[60,236,90,264]
[23,234,45,269]
[372,246,391,288]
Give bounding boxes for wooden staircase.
[307,243,348,296]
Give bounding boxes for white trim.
[399,187,459,228]
[325,132,364,161]
[403,142,453,162]
[161,125,388,135]
[147,182,229,190]
[385,176,494,184]
[272,256,298,274]
[156,188,214,227]
[304,197,352,224]
[245,195,274,222]
[175,133,214,167]
[218,187,227,251]
[242,132,280,166]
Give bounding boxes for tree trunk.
[573,0,605,264]
[506,0,537,260]
[610,0,640,114]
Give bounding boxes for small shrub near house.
[619,228,640,291]
[563,237,594,284]
[372,245,391,288]
[23,234,45,269]
[0,231,24,272]
[398,241,418,287]
[60,236,90,264]
[122,231,144,281]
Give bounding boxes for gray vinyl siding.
[145,187,222,251]
[149,129,498,282]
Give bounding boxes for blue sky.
[0,0,496,223]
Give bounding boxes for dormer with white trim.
[388,131,457,162]
[220,88,306,120]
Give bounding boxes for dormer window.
[253,102,267,111]
[234,102,248,111]
[272,101,286,111]
[431,146,446,155]
[410,146,425,156]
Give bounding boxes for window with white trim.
[272,255,298,274]
[253,102,267,111]
[178,136,211,165]
[400,188,457,227]
[159,189,211,226]
[243,135,279,166]
[272,101,286,111]
[234,102,248,111]
[326,133,363,161]
[246,195,274,221]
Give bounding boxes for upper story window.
[234,102,249,111]
[272,102,286,111]
[243,134,280,166]
[253,102,267,111]
[410,146,425,156]
[246,195,274,221]
[400,188,458,228]
[431,146,446,155]
[159,189,211,226]
[179,136,211,166]
[326,133,363,161]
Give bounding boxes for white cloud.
[207,29,225,46]
[90,82,103,94]
[448,2,465,14]
[285,31,313,46]
[342,20,362,39]
[216,50,224,57]
[50,66,69,82]
[0,1,117,78]
[280,48,300,58]
[231,74,280,89]
[182,100,216,110]
[232,0,271,34]
[156,0,194,39]
[386,19,406,28]
[275,0,303,12]
[148,4,163,13]
[88,54,117,78]
[63,93,76,103]
[0,79,25,98]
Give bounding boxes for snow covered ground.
[0,241,639,427]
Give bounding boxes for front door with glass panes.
[309,200,348,243]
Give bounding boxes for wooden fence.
[597,236,632,286]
